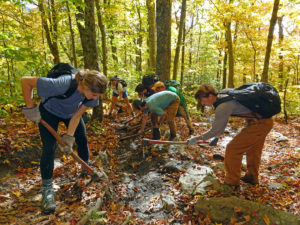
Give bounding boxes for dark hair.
[132,98,146,110]
[75,70,107,94]
[135,84,146,93]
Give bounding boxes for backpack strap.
[41,75,78,105]
[213,95,233,109]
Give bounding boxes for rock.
[195,196,300,225]
[161,194,176,211]
[179,165,214,195]
[275,136,289,143]
[163,159,187,173]
[268,182,284,189]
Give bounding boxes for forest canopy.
[0,0,299,117]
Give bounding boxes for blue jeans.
[38,104,89,179]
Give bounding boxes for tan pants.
[224,118,273,185]
[166,97,180,137]
[178,106,194,132]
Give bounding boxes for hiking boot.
[42,187,56,214]
[153,128,161,140]
[240,174,258,185]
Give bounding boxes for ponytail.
[75,70,108,94]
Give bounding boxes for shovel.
[40,119,108,181]
[142,137,219,146]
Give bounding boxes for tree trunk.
[66,2,78,67]
[38,0,60,64]
[95,0,108,76]
[262,0,280,82]
[136,4,143,73]
[278,16,284,91]
[76,0,100,70]
[173,0,186,81]
[156,0,171,81]
[180,20,186,88]
[222,50,228,89]
[226,21,234,88]
[76,0,102,122]
[146,0,156,72]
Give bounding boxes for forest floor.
[0,110,299,224]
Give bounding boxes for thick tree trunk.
[76,0,102,122]
[146,0,156,72]
[95,0,108,76]
[173,0,186,81]
[262,0,280,82]
[66,2,78,68]
[156,0,171,81]
[76,0,100,70]
[38,0,60,64]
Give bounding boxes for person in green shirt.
[152,81,194,135]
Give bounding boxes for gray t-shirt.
[37,75,99,119]
[199,100,252,141]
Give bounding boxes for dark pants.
[39,104,89,179]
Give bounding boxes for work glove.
[22,104,41,123]
[58,134,75,155]
[187,136,198,146]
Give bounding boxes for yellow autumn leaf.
[12,191,21,198]
[263,214,270,225]
[234,207,242,213]
[244,215,251,221]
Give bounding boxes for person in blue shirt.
[21,69,107,214]
[133,91,180,140]
[107,76,135,118]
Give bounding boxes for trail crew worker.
[133,91,180,140]
[187,84,273,187]
[21,70,107,213]
[152,81,195,135]
[107,76,135,118]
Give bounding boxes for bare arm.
[138,113,148,134]
[67,105,89,136]
[21,77,38,108]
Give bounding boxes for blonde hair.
[75,70,107,94]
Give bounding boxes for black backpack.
[214,82,281,119]
[117,78,127,87]
[142,73,160,87]
[42,63,82,104]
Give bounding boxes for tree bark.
[262,0,280,82]
[95,0,108,76]
[66,1,78,67]
[136,4,143,73]
[222,50,228,89]
[180,20,186,87]
[173,0,186,80]
[146,0,156,72]
[226,21,234,88]
[278,16,284,91]
[156,0,171,81]
[38,0,60,64]
[75,0,102,122]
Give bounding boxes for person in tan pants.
[225,117,273,185]
[186,84,274,188]
[133,91,180,140]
